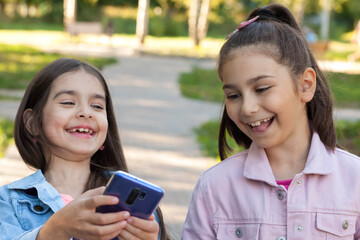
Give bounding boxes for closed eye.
[255,86,271,93]
[60,101,75,105]
[91,104,104,110]
[226,94,241,100]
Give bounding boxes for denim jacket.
[0,170,161,240]
[0,170,65,240]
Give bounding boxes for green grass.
[0,43,117,89]
[328,72,360,108]
[0,118,14,158]
[194,120,244,159]
[178,67,223,103]
[179,67,360,108]
[336,120,360,156]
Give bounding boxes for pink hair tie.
[226,16,260,40]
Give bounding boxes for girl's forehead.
[51,70,105,94]
[228,44,279,61]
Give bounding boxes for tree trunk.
[320,0,331,40]
[63,0,77,32]
[197,0,211,41]
[293,0,306,25]
[136,0,150,45]
[188,0,201,46]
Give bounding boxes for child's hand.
[117,214,160,240]
[37,186,130,240]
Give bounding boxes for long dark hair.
[218,4,335,160]
[14,58,169,239]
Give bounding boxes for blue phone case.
[96,171,164,219]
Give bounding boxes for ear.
[299,67,316,103]
[23,109,38,136]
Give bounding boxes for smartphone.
[96,171,164,219]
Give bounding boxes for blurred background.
[0,0,360,239]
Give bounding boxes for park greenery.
[0,0,359,41]
[0,0,359,157]
[0,43,117,90]
[0,118,14,158]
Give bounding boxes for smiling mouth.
[247,117,274,128]
[67,128,95,135]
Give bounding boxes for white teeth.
[248,117,272,127]
[68,128,93,134]
[251,121,261,127]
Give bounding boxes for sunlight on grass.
[102,6,138,19]
[0,42,117,89]
[0,118,14,158]
[139,36,223,58]
[325,41,359,61]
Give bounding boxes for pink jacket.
[182,133,360,239]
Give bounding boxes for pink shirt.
[61,194,74,205]
[276,179,292,190]
[182,133,360,239]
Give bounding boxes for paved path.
[1,33,360,239]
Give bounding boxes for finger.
[86,221,127,240]
[88,211,130,225]
[81,186,106,197]
[83,195,119,209]
[117,235,127,240]
[148,214,156,221]
[117,229,141,240]
[127,217,159,233]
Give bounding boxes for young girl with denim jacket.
[0,58,168,240]
[182,4,360,240]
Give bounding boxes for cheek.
[42,114,66,139]
[98,114,108,138]
[226,103,240,123]
[225,104,248,131]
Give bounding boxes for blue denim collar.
[7,169,65,212]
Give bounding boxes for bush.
[178,67,223,103]
[194,120,243,159]
[0,118,14,158]
[0,43,117,89]
[336,120,360,155]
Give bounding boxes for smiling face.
[222,46,310,150]
[41,68,108,162]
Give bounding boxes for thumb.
[148,214,156,221]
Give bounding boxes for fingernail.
[112,197,119,203]
[120,221,127,228]
[123,212,130,218]
[127,217,133,223]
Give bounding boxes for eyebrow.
[53,90,106,101]
[222,75,274,90]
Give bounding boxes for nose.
[76,105,93,119]
[240,94,259,117]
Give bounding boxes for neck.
[44,156,91,198]
[266,122,312,181]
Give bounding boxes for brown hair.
[14,58,169,239]
[218,4,335,160]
